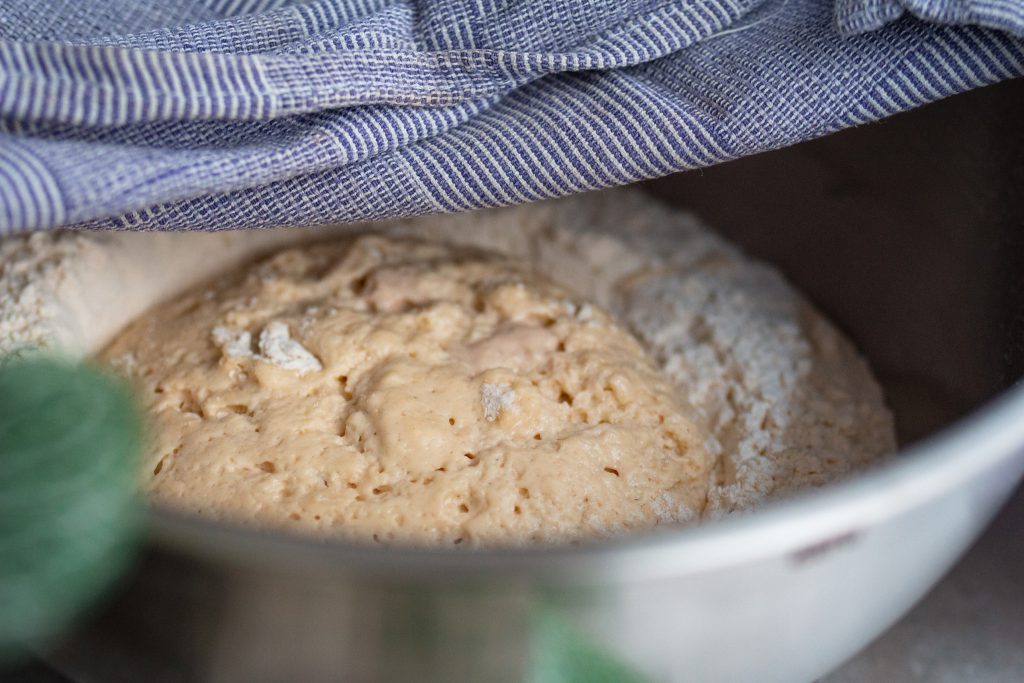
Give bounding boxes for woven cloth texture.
[0,0,1022,232]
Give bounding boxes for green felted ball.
[0,357,143,657]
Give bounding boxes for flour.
[256,321,322,374]
[0,189,895,518]
[211,326,254,359]
[213,322,321,373]
[481,383,517,421]
[0,231,87,357]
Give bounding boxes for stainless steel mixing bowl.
[45,78,1024,682]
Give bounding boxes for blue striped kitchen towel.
[0,0,1021,233]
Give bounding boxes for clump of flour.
[213,322,321,374]
[481,383,517,421]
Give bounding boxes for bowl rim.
[148,381,1024,583]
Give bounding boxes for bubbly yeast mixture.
[101,235,711,547]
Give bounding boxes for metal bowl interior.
[148,75,1024,578]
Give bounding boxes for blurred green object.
[529,609,648,683]
[0,357,143,659]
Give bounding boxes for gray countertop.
[826,484,1024,682]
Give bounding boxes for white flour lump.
[98,235,712,547]
[0,189,895,545]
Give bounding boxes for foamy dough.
[0,189,895,543]
[99,236,711,547]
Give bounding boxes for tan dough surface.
[100,235,710,547]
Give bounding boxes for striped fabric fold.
[0,0,761,125]
[836,0,1024,36]
[0,139,65,231]
[0,0,1021,233]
